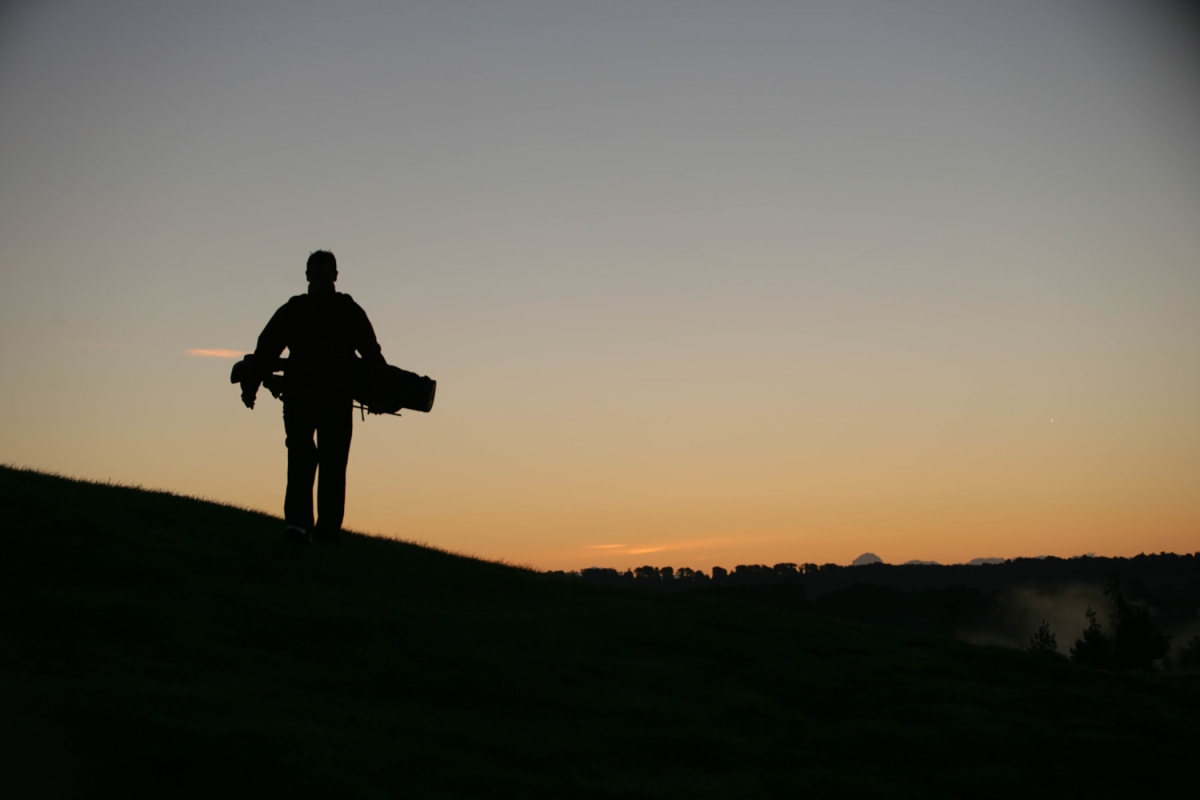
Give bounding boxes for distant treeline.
[551,552,1200,599]
[548,553,1200,667]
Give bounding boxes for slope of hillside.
[2,466,1197,799]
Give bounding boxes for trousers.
[283,396,353,532]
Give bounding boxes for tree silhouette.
[1069,577,1171,672]
[1070,608,1113,669]
[1104,575,1170,673]
[1027,620,1059,655]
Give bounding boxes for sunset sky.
[1,1,1197,570]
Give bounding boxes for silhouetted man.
[241,250,384,543]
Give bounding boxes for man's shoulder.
[277,292,367,319]
[336,292,367,312]
[269,293,305,311]
[264,294,306,322]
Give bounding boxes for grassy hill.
[2,466,1197,798]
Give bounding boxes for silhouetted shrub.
[710,564,792,589]
[1069,578,1171,672]
[1028,620,1059,655]
[1104,576,1170,672]
[1070,608,1113,669]
[580,568,620,586]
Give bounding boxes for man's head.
[306,250,338,285]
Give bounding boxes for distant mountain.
[852,552,883,566]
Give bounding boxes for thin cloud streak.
[187,348,244,359]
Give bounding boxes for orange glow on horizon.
[1,1,1196,575]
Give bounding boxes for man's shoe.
[284,525,312,544]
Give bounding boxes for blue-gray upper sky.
[1,1,1197,567]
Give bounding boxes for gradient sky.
[2,0,1197,570]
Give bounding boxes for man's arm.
[242,302,292,408]
[349,298,385,367]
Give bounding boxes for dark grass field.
[2,466,1197,798]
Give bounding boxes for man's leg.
[315,400,353,536]
[283,401,318,531]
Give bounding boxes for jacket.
[246,288,384,403]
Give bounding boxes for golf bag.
[230,355,436,415]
